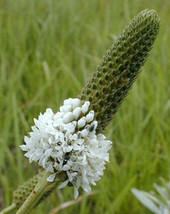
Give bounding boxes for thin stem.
[0,203,17,214]
[16,171,58,214]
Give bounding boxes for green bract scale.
[79,10,160,132]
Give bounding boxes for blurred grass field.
[0,0,170,213]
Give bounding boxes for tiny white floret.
[63,112,73,123]
[82,101,90,114]
[73,107,82,119]
[86,110,94,123]
[78,117,86,128]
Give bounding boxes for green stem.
[0,203,17,214]
[16,171,57,214]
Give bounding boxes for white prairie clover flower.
[20,98,112,198]
[132,178,170,214]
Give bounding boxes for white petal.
[47,173,56,182]
[24,136,30,144]
[24,150,34,158]
[58,180,69,189]
[63,164,70,171]
[46,163,54,172]
[82,182,91,193]
[74,186,79,199]
[20,145,28,151]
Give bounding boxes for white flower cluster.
[20,98,112,198]
[132,178,170,214]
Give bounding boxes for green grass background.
[0,0,169,213]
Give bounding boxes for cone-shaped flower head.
[20,98,112,198]
[79,9,160,132]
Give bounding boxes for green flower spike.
[80,9,160,132]
[0,174,40,214]
[12,172,42,208]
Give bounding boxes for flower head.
[20,98,112,198]
[132,178,170,214]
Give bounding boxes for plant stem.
[0,203,17,214]
[16,171,58,214]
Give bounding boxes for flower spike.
[79,9,160,132]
